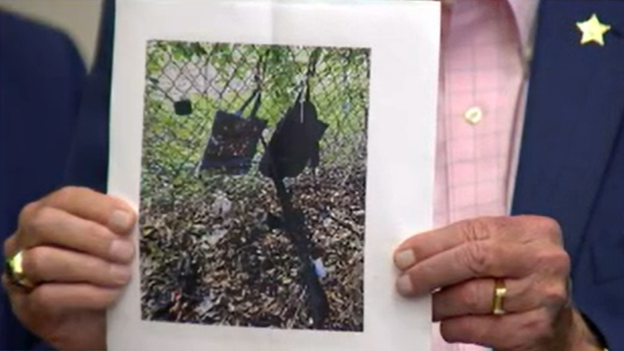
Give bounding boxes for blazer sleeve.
[0,9,87,351]
[63,0,115,192]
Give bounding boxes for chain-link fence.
[139,40,370,331]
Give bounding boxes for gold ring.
[492,279,507,315]
[4,250,35,290]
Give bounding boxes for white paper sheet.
[107,0,440,350]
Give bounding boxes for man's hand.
[2,186,136,351]
[393,215,601,351]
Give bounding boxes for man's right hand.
[2,186,137,351]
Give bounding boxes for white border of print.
[107,1,440,351]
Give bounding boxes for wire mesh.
[140,40,370,331]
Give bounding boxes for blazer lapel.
[512,0,624,270]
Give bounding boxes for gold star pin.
[576,13,611,46]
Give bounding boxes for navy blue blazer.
[514,2,624,348]
[3,0,624,350]
[0,9,87,351]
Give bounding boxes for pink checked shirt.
[433,0,539,350]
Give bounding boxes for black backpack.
[259,88,327,180]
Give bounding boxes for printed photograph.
[138,40,370,332]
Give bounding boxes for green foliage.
[142,40,370,200]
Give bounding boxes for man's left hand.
[393,215,599,351]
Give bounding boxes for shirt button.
[464,106,483,125]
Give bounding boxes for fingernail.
[110,265,131,284]
[395,250,416,269]
[109,210,134,233]
[109,240,135,262]
[397,275,414,295]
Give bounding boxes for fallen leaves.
[140,149,366,332]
